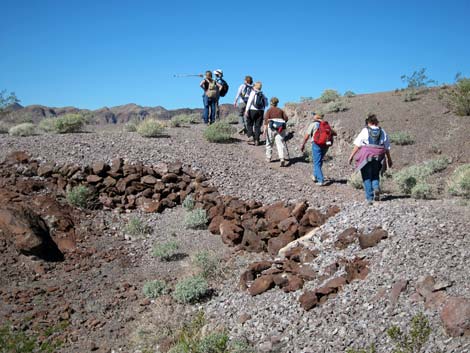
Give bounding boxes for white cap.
[214,69,223,76]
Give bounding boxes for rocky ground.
[0,121,469,353]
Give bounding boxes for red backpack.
[313,120,334,147]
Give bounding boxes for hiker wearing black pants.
[244,82,268,146]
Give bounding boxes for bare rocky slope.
[0,88,469,353]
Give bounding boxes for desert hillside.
[0,87,469,353]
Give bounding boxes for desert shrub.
[173,275,209,304]
[423,157,449,173]
[401,68,436,89]
[193,250,220,279]
[203,121,235,143]
[300,96,314,102]
[184,208,208,229]
[38,118,56,133]
[393,165,431,194]
[152,240,180,261]
[319,89,340,103]
[447,164,470,198]
[403,89,418,102]
[9,123,35,136]
[0,121,10,134]
[348,172,363,190]
[223,113,239,124]
[142,280,168,299]
[66,185,91,208]
[0,323,64,353]
[323,100,348,113]
[387,312,431,353]
[446,75,470,116]
[54,114,85,133]
[411,183,432,199]
[344,90,356,98]
[125,121,138,132]
[137,119,166,137]
[124,216,151,237]
[302,142,312,162]
[389,131,415,145]
[182,195,195,211]
[197,332,229,353]
[346,345,376,353]
[170,114,193,127]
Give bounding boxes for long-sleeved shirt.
[234,83,253,105]
[245,89,268,111]
[264,107,288,125]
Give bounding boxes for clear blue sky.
[1,0,469,110]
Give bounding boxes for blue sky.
[1,0,469,110]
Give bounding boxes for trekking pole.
[173,73,203,78]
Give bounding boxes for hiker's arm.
[348,145,360,164]
[283,111,289,122]
[234,86,242,106]
[300,134,309,152]
[244,93,254,117]
[385,150,393,168]
[200,80,206,91]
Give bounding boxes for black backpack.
[367,127,383,145]
[218,78,229,97]
[253,92,266,109]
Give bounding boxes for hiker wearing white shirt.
[233,75,253,134]
[244,81,268,146]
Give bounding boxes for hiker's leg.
[253,111,263,143]
[275,132,286,161]
[202,95,209,124]
[360,163,374,201]
[215,99,220,120]
[266,129,273,160]
[246,111,254,138]
[209,98,216,124]
[312,143,324,183]
[370,160,381,191]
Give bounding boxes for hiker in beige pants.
[264,97,289,167]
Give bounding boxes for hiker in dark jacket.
[301,113,336,186]
[264,97,289,167]
[244,81,268,145]
[200,70,219,124]
[348,113,393,204]
[213,69,226,120]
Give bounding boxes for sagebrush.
[66,185,91,208]
[319,89,340,103]
[9,123,35,136]
[152,241,180,261]
[446,75,470,116]
[203,121,235,143]
[184,208,208,229]
[137,119,166,137]
[173,275,209,304]
[182,195,195,211]
[447,164,470,198]
[389,132,415,145]
[193,250,220,279]
[124,216,151,237]
[53,114,85,133]
[142,280,168,299]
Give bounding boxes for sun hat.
[214,69,223,76]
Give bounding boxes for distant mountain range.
[2,103,237,124]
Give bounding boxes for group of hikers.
[199,70,393,205]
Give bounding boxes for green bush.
[66,185,90,208]
[319,89,340,103]
[152,240,180,261]
[403,89,418,102]
[184,209,208,230]
[423,157,449,173]
[197,332,229,353]
[203,121,235,143]
[447,76,470,116]
[323,100,348,113]
[393,165,431,194]
[38,118,56,133]
[223,114,239,124]
[447,164,470,198]
[401,68,436,89]
[411,183,432,199]
[346,345,376,353]
[193,250,220,279]
[173,275,209,304]
[54,114,85,133]
[0,323,64,353]
[0,121,10,134]
[344,90,356,97]
[125,121,138,132]
[389,132,415,145]
[124,216,151,237]
[387,312,431,353]
[182,195,195,211]
[348,172,363,190]
[170,114,192,127]
[137,119,166,137]
[9,123,35,136]
[142,280,168,299]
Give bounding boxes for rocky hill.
[2,102,237,124]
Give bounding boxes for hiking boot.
[238,127,246,135]
[373,189,381,201]
[280,160,287,167]
[366,200,373,205]
[254,140,260,146]
[311,176,317,183]
[266,157,272,163]
[315,181,325,186]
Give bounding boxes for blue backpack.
[367,127,383,145]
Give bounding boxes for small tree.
[446,73,470,116]
[0,90,19,111]
[401,68,436,89]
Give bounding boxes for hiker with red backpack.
[348,113,393,204]
[200,70,220,125]
[264,97,289,167]
[300,112,336,186]
[244,82,268,146]
[213,69,229,120]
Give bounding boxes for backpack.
[268,120,286,133]
[206,80,219,99]
[313,120,333,147]
[253,91,266,110]
[367,127,383,145]
[218,78,229,97]
[241,84,252,103]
